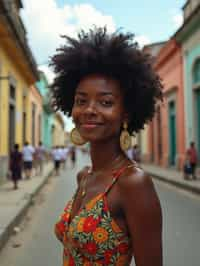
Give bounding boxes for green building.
[36,71,54,149]
[175,0,200,155]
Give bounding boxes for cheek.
[71,105,79,122]
[105,112,123,131]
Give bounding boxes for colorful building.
[151,39,185,169]
[140,42,166,163]
[29,85,42,147]
[0,0,38,180]
[52,112,65,147]
[36,71,54,149]
[175,0,200,156]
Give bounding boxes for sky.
[21,0,186,75]
[20,0,186,130]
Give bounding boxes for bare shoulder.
[118,165,163,266]
[118,165,162,213]
[118,165,154,191]
[76,166,90,185]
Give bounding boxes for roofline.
[18,0,23,8]
[174,3,200,39]
[143,41,166,49]
[182,0,189,10]
[0,1,39,80]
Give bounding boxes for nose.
[84,100,97,115]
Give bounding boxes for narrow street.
[0,151,200,266]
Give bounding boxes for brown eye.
[100,100,113,107]
[75,98,86,106]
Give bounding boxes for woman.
[9,144,22,190]
[51,27,163,266]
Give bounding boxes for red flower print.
[104,250,113,264]
[118,243,129,254]
[56,221,65,234]
[83,242,98,255]
[83,216,100,233]
[69,255,75,266]
[62,212,70,222]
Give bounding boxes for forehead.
[76,74,122,96]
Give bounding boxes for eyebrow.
[75,90,114,96]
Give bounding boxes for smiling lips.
[81,122,103,129]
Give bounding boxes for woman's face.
[72,74,127,143]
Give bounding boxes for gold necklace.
[80,155,127,197]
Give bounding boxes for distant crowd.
[8,140,198,190]
[8,141,84,190]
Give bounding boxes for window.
[193,59,200,85]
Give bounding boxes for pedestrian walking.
[186,142,198,180]
[52,27,163,266]
[9,144,22,189]
[132,144,141,163]
[51,146,62,176]
[34,141,46,176]
[22,141,35,179]
[69,145,76,168]
[60,146,69,169]
[126,146,133,160]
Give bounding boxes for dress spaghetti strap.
[104,163,135,195]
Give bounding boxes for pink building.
[148,39,185,169]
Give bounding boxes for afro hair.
[50,27,163,133]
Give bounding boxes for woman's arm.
[119,167,163,266]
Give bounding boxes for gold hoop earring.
[120,122,131,151]
[70,128,87,146]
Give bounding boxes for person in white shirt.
[22,141,35,179]
[61,146,70,169]
[52,146,62,175]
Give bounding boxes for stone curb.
[0,166,54,252]
[145,169,200,195]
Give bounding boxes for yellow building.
[52,113,65,147]
[0,0,38,180]
[29,85,43,147]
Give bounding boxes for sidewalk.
[0,162,53,251]
[142,163,200,195]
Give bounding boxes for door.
[169,101,177,166]
[196,90,200,157]
[9,105,15,152]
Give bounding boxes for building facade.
[140,42,166,163]
[175,0,200,156]
[36,71,54,149]
[29,85,42,147]
[52,112,65,147]
[0,0,38,180]
[152,39,185,169]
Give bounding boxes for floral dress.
[55,167,132,265]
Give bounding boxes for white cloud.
[38,65,55,84]
[135,35,151,48]
[21,0,116,68]
[172,13,183,28]
[170,9,183,29]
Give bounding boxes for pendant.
[81,190,86,197]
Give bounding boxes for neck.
[89,137,126,171]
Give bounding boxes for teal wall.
[36,72,54,149]
[184,45,200,148]
[42,112,54,149]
